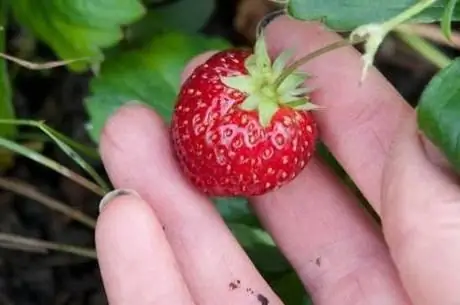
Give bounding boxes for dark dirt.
[229,280,241,290]
[315,257,321,267]
[0,0,458,304]
[257,293,269,305]
[228,280,269,304]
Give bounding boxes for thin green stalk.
[441,0,458,39]
[0,119,99,159]
[0,52,87,70]
[381,0,439,32]
[0,119,108,192]
[0,1,15,139]
[51,129,100,160]
[395,29,452,69]
[0,136,106,196]
[275,0,440,88]
[0,119,100,158]
[14,130,99,159]
[274,39,365,88]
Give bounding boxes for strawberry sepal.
[220,33,317,127]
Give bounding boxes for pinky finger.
[95,190,195,305]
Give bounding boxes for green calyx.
[221,33,318,127]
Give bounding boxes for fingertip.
[382,110,454,195]
[95,191,156,283]
[101,102,165,137]
[418,131,455,172]
[99,102,166,165]
[181,51,218,83]
[99,188,141,213]
[264,15,344,59]
[95,191,151,250]
[95,190,195,305]
[381,111,460,305]
[97,98,203,212]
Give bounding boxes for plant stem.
[273,0,440,88]
[0,52,87,70]
[399,24,460,50]
[273,38,365,88]
[395,29,452,69]
[381,0,439,32]
[0,119,108,192]
[0,137,106,196]
[273,0,439,88]
[0,119,99,158]
[0,0,15,139]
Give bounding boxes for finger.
[251,157,411,304]
[247,16,412,304]
[95,190,194,305]
[181,51,217,80]
[99,105,283,305]
[381,111,460,305]
[264,15,412,213]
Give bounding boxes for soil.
[0,0,457,304]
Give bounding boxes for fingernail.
[257,9,286,34]
[99,188,141,213]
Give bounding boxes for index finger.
[95,191,195,305]
[265,16,412,213]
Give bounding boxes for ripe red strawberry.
[171,34,318,197]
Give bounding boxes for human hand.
[94,15,460,305]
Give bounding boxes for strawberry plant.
[1,0,460,304]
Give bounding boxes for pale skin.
[94,16,460,305]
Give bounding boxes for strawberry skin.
[171,36,318,197]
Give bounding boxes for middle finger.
[252,158,411,304]
[252,16,412,304]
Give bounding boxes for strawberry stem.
[273,38,366,89]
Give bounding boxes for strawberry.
[171,34,318,197]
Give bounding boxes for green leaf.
[125,0,215,45]
[0,1,15,169]
[0,1,15,139]
[213,197,260,226]
[152,0,215,33]
[10,0,146,71]
[441,0,459,40]
[228,223,291,274]
[287,0,459,31]
[270,272,312,305]
[417,58,460,173]
[85,31,229,142]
